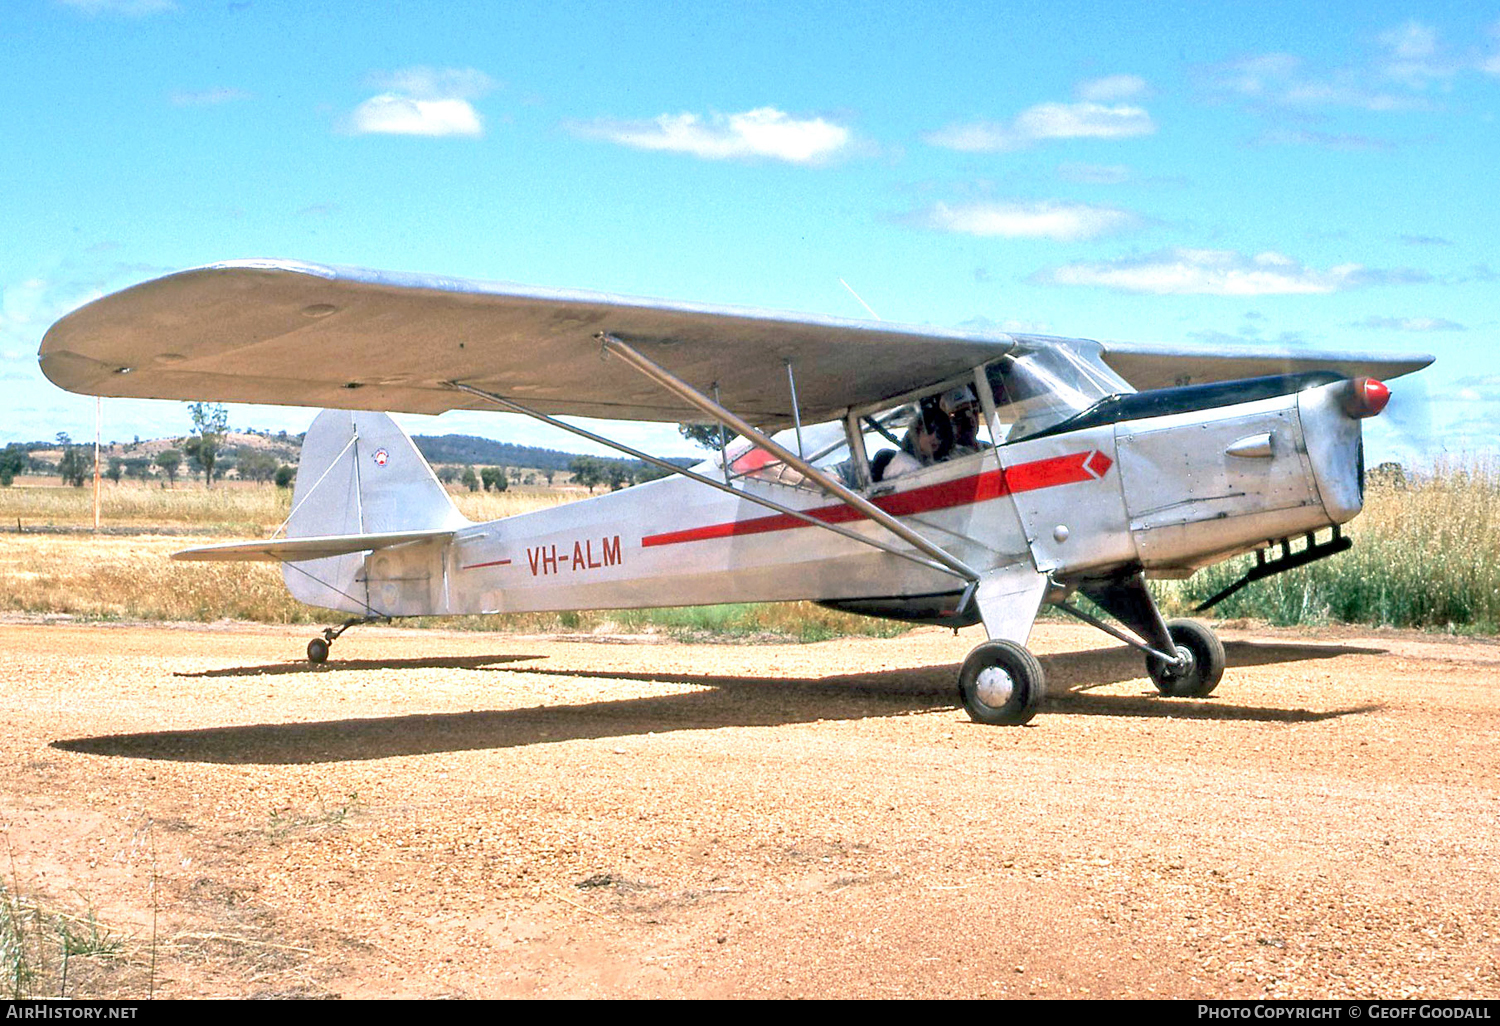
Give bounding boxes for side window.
[725,420,860,490]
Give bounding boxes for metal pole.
[712,383,729,484]
[597,335,982,582]
[93,396,101,531]
[785,360,804,459]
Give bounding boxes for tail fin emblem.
[373,448,389,466]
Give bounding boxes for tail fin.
[282,410,469,613]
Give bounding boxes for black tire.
[958,640,1046,725]
[307,637,330,665]
[1147,619,1225,697]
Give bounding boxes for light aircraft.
[40,260,1433,725]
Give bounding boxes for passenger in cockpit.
[873,398,952,481]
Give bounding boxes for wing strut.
[446,382,970,581]
[596,334,982,584]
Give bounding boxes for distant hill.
[413,434,592,471]
[413,433,697,474]
[6,428,699,483]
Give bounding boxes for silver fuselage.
[294,380,1365,622]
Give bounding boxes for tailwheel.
[306,615,380,665]
[958,640,1046,726]
[1146,619,1225,698]
[307,637,330,665]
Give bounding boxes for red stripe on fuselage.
[640,450,1107,549]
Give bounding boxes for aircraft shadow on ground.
[176,654,541,678]
[53,639,1386,766]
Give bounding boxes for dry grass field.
[0,477,579,532]
[3,463,1497,635]
[0,482,573,626]
[0,480,900,639]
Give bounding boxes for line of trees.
[1,403,697,492]
[0,404,304,489]
[567,456,674,493]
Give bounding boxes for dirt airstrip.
[0,617,1496,999]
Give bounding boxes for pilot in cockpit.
[942,385,985,455]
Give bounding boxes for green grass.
[2,885,124,1000]
[1159,462,1500,633]
[406,602,912,643]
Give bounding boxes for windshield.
[986,342,1133,443]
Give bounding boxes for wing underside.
[41,261,1434,429]
[41,260,1010,428]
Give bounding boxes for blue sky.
[2,0,1496,465]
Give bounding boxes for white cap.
[941,386,977,412]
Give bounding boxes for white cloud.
[1482,20,1500,76]
[911,200,1141,241]
[169,87,251,107]
[1376,21,1457,88]
[1076,74,1148,102]
[925,101,1155,153]
[0,278,56,343]
[1203,21,1492,114]
[960,314,1054,335]
[1039,248,1429,296]
[1206,52,1421,112]
[1353,315,1465,332]
[348,96,483,137]
[1057,162,1131,184]
[368,67,497,101]
[344,66,494,137]
[1212,52,1303,98]
[571,107,852,165]
[1253,128,1395,152]
[57,0,176,14]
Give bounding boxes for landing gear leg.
[1060,571,1226,699]
[306,617,373,665]
[960,566,1052,726]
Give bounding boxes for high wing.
[41,260,1434,426]
[40,260,1011,428]
[1093,338,1433,392]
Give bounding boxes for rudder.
[282,410,469,613]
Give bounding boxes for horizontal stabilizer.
[173,528,456,563]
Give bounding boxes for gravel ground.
[0,617,1496,999]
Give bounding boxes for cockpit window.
[986,342,1133,443]
[711,419,859,490]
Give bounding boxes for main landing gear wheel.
[307,637,330,665]
[958,640,1046,726]
[1146,619,1225,698]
